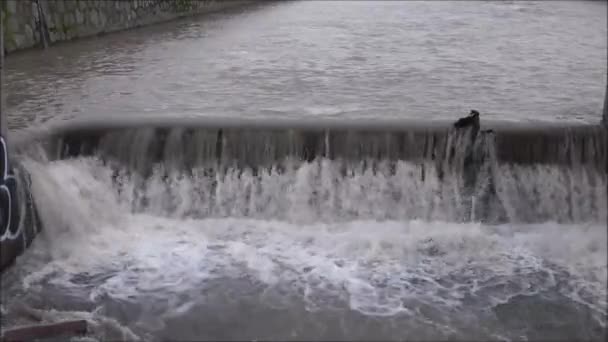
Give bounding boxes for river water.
[4,1,607,129]
[1,1,607,341]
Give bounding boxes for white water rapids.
[1,0,606,340]
[0,156,604,341]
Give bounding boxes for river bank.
[2,0,252,54]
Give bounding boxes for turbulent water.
[0,148,605,340]
[1,1,607,341]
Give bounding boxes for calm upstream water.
[1,1,606,341]
[3,1,607,129]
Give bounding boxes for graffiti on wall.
[1,134,42,271]
[0,135,22,242]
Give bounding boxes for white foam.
[5,157,606,334]
[27,156,606,224]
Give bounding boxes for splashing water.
[0,155,604,341]
[2,0,606,338]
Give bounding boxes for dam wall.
[602,67,607,127]
[1,0,250,53]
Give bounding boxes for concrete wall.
[1,0,249,53]
[603,77,607,127]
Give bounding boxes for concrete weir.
[24,116,605,172]
[0,109,607,273]
[0,1,607,274]
[10,116,604,226]
[2,116,608,272]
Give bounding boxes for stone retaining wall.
[1,0,249,53]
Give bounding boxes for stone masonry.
[1,0,250,53]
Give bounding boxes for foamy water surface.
[1,1,607,340]
[0,157,604,341]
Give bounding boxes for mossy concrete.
[1,0,250,54]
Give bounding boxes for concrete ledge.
[10,116,606,172]
[17,115,602,135]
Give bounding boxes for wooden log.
[1,319,88,341]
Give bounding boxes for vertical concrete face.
[2,0,252,54]
[1,7,42,273]
[1,5,5,138]
[603,74,607,127]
